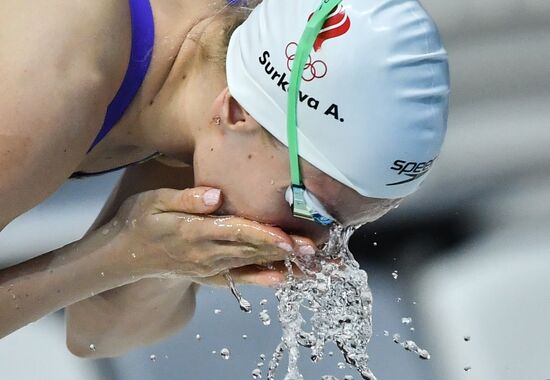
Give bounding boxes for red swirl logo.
[285,42,328,82]
[309,4,351,52]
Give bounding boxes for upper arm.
[0,1,120,226]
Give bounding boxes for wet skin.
[0,0,397,357]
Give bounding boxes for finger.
[152,187,222,214]
[289,235,318,257]
[188,217,295,255]
[194,266,286,288]
[211,244,292,271]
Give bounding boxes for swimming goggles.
[285,0,343,226]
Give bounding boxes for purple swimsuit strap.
[87,0,155,152]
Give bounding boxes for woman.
[0,0,449,357]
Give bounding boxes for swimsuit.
[71,0,156,178]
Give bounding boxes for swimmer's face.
[192,89,398,246]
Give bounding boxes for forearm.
[66,279,197,358]
[0,228,137,339]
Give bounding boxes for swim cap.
[226,0,450,199]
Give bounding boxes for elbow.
[66,334,126,359]
[66,335,97,359]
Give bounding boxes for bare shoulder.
[0,0,131,226]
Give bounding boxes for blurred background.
[1,0,549,379]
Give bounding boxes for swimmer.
[0,0,449,357]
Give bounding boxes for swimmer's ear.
[220,88,261,133]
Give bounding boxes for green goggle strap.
[287,0,343,186]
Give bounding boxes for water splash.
[259,309,272,326]
[401,317,412,325]
[391,334,431,360]
[220,348,231,360]
[269,225,378,380]
[224,271,252,313]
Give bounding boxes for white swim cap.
[226,0,450,199]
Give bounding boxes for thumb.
[153,187,222,214]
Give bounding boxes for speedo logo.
[386,158,437,186]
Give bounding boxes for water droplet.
[412,301,417,305]
[321,376,340,380]
[149,354,157,362]
[212,350,217,354]
[391,270,399,280]
[260,299,268,306]
[214,309,222,315]
[328,351,334,357]
[393,333,401,344]
[344,376,354,380]
[464,335,471,342]
[220,348,230,360]
[464,366,472,372]
[252,368,262,379]
[131,252,137,259]
[259,309,271,326]
[395,297,402,303]
[410,327,415,332]
[337,362,346,369]
[372,242,378,247]
[195,334,201,341]
[89,344,96,352]
[225,269,252,313]
[257,361,264,367]
[401,317,412,325]
[383,330,389,337]
[400,340,431,360]
[259,354,266,361]
[242,334,248,340]
[100,272,105,277]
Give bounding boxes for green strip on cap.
[287,0,344,186]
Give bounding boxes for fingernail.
[277,242,294,253]
[299,245,316,256]
[203,189,221,206]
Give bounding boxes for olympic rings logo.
[285,42,328,82]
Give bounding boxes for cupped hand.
[109,187,316,279]
[192,235,314,288]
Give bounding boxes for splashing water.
[268,224,378,380]
[391,335,431,360]
[224,271,252,313]
[220,348,231,360]
[259,309,272,326]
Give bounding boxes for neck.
[107,0,229,164]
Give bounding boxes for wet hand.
[110,187,315,279]
[193,235,314,288]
